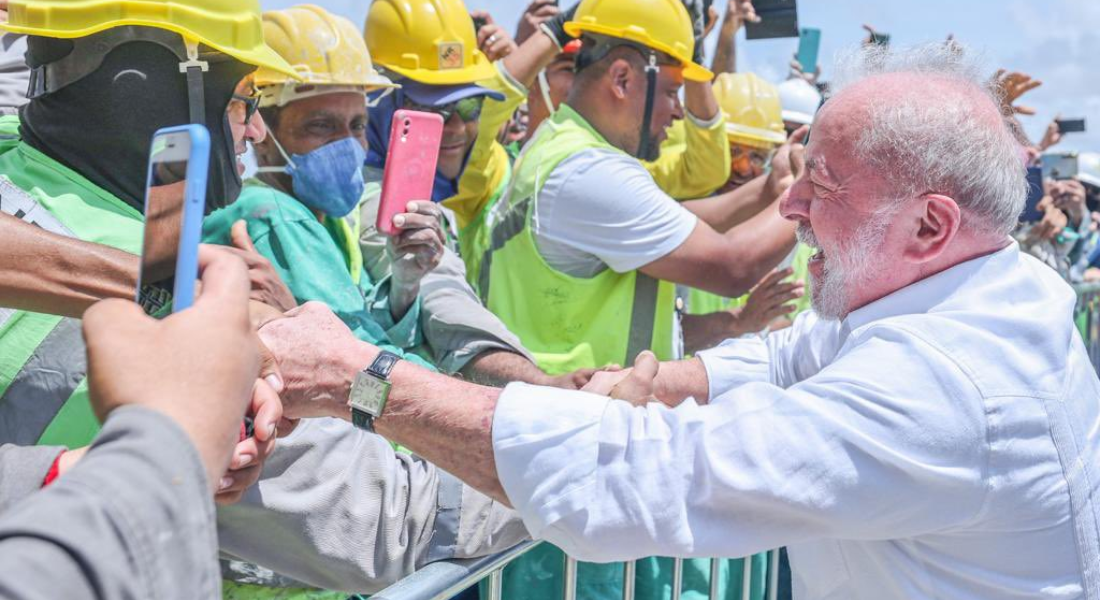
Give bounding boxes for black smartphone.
[1043,153,1079,181]
[1019,166,1045,222]
[745,0,799,40]
[1056,118,1086,134]
[472,15,488,32]
[869,31,891,46]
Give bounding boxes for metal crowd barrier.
[1074,282,1100,375]
[372,541,780,600]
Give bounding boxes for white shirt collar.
[841,240,1020,335]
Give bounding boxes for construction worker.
[0,0,294,456]
[479,0,798,598]
[363,0,528,287]
[777,77,822,135]
[682,73,812,350]
[516,0,733,202]
[202,5,440,376]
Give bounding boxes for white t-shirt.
[532,148,698,278]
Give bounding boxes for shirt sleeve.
[0,406,218,600]
[0,444,64,512]
[536,150,699,274]
[492,327,988,563]
[696,311,843,399]
[217,418,528,593]
[643,112,732,200]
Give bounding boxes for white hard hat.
[777,78,822,125]
[1078,152,1100,190]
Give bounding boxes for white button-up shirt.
[492,243,1100,599]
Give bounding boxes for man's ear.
[607,58,633,101]
[904,193,961,264]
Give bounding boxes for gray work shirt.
[0,406,219,599]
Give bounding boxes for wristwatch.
[349,350,401,432]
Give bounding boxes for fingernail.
[219,476,234,491]
[267,423,276,438]
[407,201,418,212]
[265,374,284,393]
[393,215,405,227]
[235,454,253,468]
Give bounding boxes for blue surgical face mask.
[257,134,366,217]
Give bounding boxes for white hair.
[827,43,1027,237]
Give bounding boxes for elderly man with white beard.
[257,45,1100,600]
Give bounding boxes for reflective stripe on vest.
[0,179,88,443]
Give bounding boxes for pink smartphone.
[377,109,444,236]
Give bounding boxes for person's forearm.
[0,213,136,317]
[682,176,771,232]
[460,349,551,387]
[335,343,510,504]
[681,311,751,355]
[683,79,720,123]
[716,206,797,296]
[653,357,710,406]
[389,279,419,323]
[501,28,559,89]
[711,16,738,74]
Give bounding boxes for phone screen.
[1056,118,1087,134]
[744,0,799,39]
[1019,166,1045,223]
[137,131,191,314]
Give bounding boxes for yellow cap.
[364,0,496,86]
[256,5,395,106]
[713,72,786,149]
[564,0,713,82]
[2,0,298,79]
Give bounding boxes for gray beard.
[796,209,894,320]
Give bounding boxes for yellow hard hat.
[364,0,496,86]
[1,0,298,79]
[256,5,395,107]
[713,73,786,149]
[564,0,713,82]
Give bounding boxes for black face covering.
[21,32,254,214]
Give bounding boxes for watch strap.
[367,350,401,379]
[351,407,374,432]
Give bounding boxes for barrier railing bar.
[487,569,503,600]
[709,558,720,599]
[671,558,683,600]
[371,540,541,600]
[563,555,578,600]
[742,555,752,599]
[767,550,779,600]
[622,560,636,600]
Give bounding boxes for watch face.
[350,371,391,416]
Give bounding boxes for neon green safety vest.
[687,243,816,318]
[479,105,677,374]
[455,158,510,294]
[478,106,766,600]
[0,115,143,449]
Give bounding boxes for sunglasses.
[230,93,261,125]
[402,95,484,123]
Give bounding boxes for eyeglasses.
[402,95,484,123]
[730,145,773,177]
[230,93,261,125]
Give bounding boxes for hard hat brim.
[0,18,302,80]
[381,57,498,87]
[564,21,713,82]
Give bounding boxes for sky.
[261,0,1100,153]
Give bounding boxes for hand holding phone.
[377,110,444,236]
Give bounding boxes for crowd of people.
[0,0,1097,599]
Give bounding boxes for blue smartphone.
[136,125,210,314]
[797,28,821,75]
